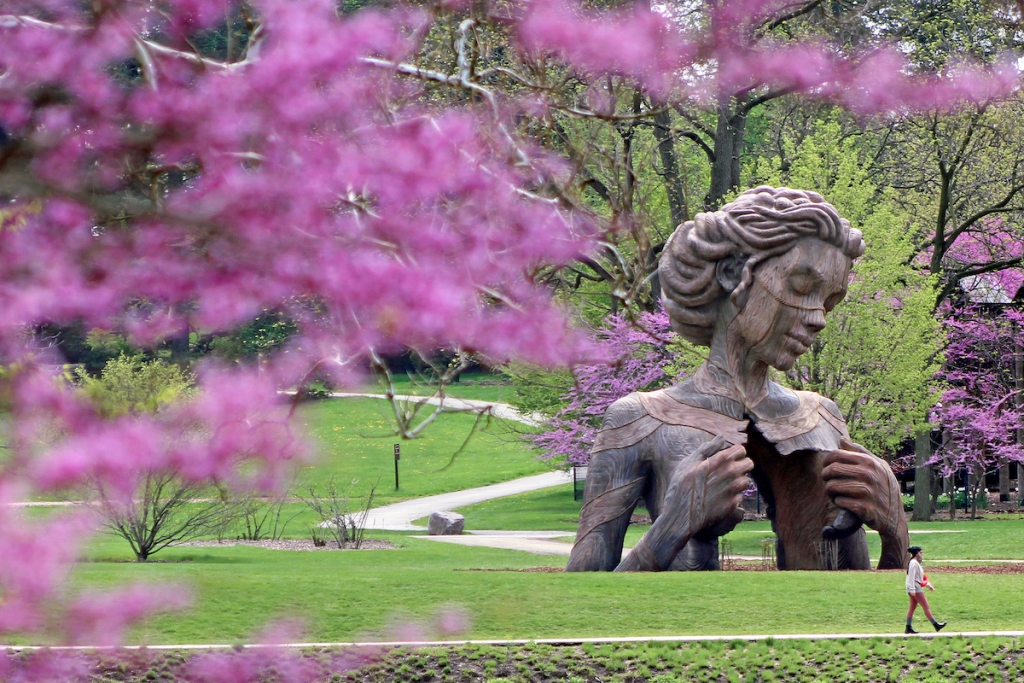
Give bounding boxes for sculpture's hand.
[661,437,753,544]
[822,438,904,542]
[688,441,753,537]
[617,436,752,572]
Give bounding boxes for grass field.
[294,398,546,508]
[12,393,1024,656]
[358,371,516,403]
[62,529,1023,646]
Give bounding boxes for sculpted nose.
[804,309,826,335]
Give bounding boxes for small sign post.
[394,443,401,490]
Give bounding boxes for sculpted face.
[730,238,851,371]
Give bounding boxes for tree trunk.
[707,98,746,210]
[912,429,932,521]
[999,462,1011,501]
[946,472,955,521]
[652,108,688,229]
[969,471,979,520]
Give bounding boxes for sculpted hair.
[659,186,864,346]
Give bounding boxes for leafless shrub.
[90,471,237,561]
[298,478,377,549]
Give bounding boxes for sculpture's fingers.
[822,449,864,467]
[691,435,730,461]
[706,443,747,465]
[822,507,864,540]
[832,496,870,521]
[840,437,873,455]
[822,461,864,481]
[824,480,872,500]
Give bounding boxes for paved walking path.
[334,392,577,542]
[363,470,572,531]
[329,392,543,426]
[7,630,1024,651]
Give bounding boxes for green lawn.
[64,533,1022,646]
[295,398,546,507]
[415,484,583,531]
[358,371,516,403]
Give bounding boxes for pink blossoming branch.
[0,0,1021,674]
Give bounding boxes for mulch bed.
[177,539,398,551]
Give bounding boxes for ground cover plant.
[63,530,1023,646]
[8,636,1024,683]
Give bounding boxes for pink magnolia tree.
[0,0,1020,677]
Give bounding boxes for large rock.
[428,511,465,535]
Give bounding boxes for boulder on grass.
[428,511,464,535]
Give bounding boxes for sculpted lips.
[786,331,814,351]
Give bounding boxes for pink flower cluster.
[516,0,1018,108]
[1,0,595,668]
[934,304,1024,479]
[529,311,678,467]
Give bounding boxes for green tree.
[76,354,192,416]
[754,119,944,458]
[78,356,235,561]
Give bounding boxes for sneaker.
[934,621,947,632]
[905,626,918,634]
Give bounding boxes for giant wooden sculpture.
[566,187,909,572]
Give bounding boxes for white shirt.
[906,557,923,591]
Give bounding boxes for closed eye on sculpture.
[788,269,822,296]
[823,290,846,312]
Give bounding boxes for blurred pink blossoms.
[0,0,1020,677]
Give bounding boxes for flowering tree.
[0,0,1021,676]
[934,302,1024,518]
[526,310,700,466]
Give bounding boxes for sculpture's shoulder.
[815,394,848,432]
[755,387,849,455]
[600,392,651,429]
[592,392,659,455]
[593,383,747,455]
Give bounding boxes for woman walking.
[906,546,946,633]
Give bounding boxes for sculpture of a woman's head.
[658,186,864,348]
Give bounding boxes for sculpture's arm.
[617,437,751,572]
[822,438,909,570]
[565,441,649,572]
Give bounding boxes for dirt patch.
[177,539,398,551]
[457,566,564,572]
[925,563,1024,574]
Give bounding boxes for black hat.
[908,546,922,555]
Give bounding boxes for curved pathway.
[333,392,578,550]
[362,469,572,532]
[328,391,543,426]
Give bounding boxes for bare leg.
[907,595,918,620]
[913,593,935,622]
